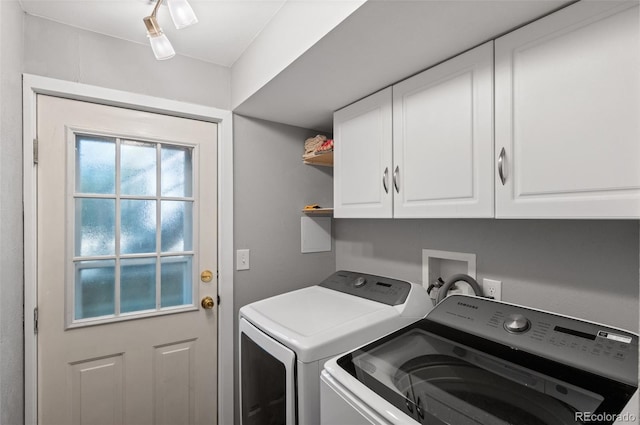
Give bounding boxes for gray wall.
[0,2,24,424]
[233,114,335,424]
[336,219,639,332]
[24,15,231,110]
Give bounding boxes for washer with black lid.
[322,294,638,425]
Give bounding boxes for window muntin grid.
[70,134,196,325]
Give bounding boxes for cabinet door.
[392,42,494,218]
[495,1,640,218]
[334,88,393,218]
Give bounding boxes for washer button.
[354,277,367,288]
[504,314,531,333]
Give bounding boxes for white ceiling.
[18,0,288,67]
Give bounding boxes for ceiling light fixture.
[167,0,198,29]
[143,0,198,60]
[143,14,175,60]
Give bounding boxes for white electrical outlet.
[236,249,250,271]
[482,278,502,301]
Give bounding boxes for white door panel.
[401,72,474,201]
[393,42,494,218]
[154,340,197,425]
[495,1,640,218]
[37,95,218,425]
[340,110,387,205]
[70,355,124,425]
[334,88,393,218]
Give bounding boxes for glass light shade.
[167,0,198,29]
[148,32,175,60]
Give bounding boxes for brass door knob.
[201,296,215,309]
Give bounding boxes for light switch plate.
[236,249,250,271]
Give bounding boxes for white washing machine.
[321,294,638,425]
[238,270,433,425]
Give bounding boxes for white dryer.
[322,295,638,425]
[239,270,433,425]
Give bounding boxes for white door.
[36,95,218,425]
[393,41,494,218]
[495,1,640,218]
[333,88,393,218]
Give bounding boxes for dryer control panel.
[320,270,411,306]
[428,295,638,386]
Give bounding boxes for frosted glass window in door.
[72,134,197,323]
[75,198,116,257]
[121,200,157,254]
[76,136,116,194]
[161,145,193,197]
[75,260,116,320]
[161,256,193,308]
[161,201,193,252]
[121,141,157,196]
[121,259,156,313]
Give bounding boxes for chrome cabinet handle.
[382,167,389,194]
[393,166,400,193]
[498,147,506,186]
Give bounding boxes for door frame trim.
[22,74,235,425]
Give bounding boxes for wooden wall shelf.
[302,208,333,216]
[303,151,333,167]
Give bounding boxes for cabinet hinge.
[217,295,221,306]
[33,139,39,164]
[33,307,39,334]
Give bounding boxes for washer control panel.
[428,295,638,386]
[319,270,411,306]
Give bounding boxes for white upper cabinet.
[334,88,393,218]
[393,42,494,218]
[334,1,639,220]
[334,44,493,219]
[495,1,640,218]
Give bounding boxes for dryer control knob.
[354,277,367,288]
[504,314,531,333]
